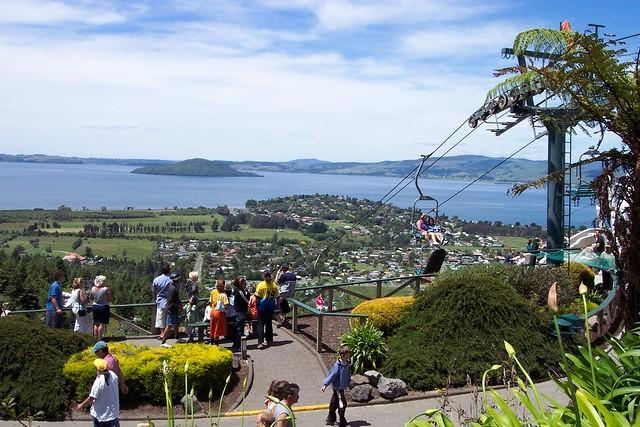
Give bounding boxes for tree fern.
[513,28,569,56]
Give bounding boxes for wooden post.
[316,315,323,352]
[376,280,382,298]
[292,304,298,333]
[327,287,334,312]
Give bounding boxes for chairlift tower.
[467,45,579,253]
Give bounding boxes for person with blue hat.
[93,341,128,395]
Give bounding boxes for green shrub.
[0,316,95,421]
[477,263,576,308]
[382,265,565,391]
[64,343,232,404]
[350,296,414,335]
[340,323,387,374]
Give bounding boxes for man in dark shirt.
[275,264,297,327]
[592,230,606,255]
[162,272,181,345]
[232,276,251,351]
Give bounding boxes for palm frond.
[485,70,544,100]
[513,29,570,56]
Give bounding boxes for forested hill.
[234,156,549,182]
[131,158,261,177]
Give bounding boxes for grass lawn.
[497,236,528,250]
[4,236,156,261]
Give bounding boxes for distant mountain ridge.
[0,153,601,182]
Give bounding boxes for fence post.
[327,287,334,312]
[292,304,298,333]
[376,280,382,298]
[316,315,323,352]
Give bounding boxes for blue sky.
[1,0,638,162]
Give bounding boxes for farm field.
[3,235,156,261]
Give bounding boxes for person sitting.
[416,213,430,239]
[426,217,445,246]
[315,293,326,311]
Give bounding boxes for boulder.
[349,374,370,388]
[363,370,382,386]
[377,377,407,400]
[351,384,374,403]
[181,394,202,413]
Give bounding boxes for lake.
[0,162,596,225]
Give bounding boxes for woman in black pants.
[254,271,279,349]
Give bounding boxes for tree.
[498,28,639,323]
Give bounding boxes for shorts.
[166,312,178,326]
[92,304,110,325]
[155,307,167,329]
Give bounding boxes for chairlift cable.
[310,116,485,274]
[438,132,547,208]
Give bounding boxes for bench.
[186,318,257,343]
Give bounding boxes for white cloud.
[401,22,521,58]
[261,0,501,31]
[0,0,125,25]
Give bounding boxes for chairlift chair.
[411,155,440,243]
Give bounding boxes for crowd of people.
[151,262,299,350]
[45,270,113,339]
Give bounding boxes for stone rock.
[377,377,407,400]
[363,370,382,386]
[349,374,370,388]
[351,384,374,402]
[232,355,241,370]
[181,394,202,413]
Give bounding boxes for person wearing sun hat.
[77,358,120,426]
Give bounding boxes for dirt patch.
[69,358,251,421]
[292,316,351,369]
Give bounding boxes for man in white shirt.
[77,358,120,427]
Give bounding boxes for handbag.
[78,307,87,317]
[248,296,257,319]
[215,299,225,312]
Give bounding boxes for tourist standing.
[254,270,279,349]
[93,341,128,395]
[322,345,352,427]
[91,275,112,340]
[232,276,251,351]
[209,278,229,345]
[161,272,181,345]
[273,383,299,427]
[275,264,296,327]
[153,263,172,340]
[66,277,92,335]
[77,358,120,427]
[184,273,199,343]
[45,270,66,328]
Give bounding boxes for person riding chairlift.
[416,214,445,246]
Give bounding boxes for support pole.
[545,121,567,254]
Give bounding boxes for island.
[131,158,261,177]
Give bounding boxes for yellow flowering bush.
[351,296,414,335]
[64,343,232,404]
[565,262,595,289]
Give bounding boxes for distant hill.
[131,158,261,177]
[1,153,601,183]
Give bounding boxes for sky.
[1,0,638,162]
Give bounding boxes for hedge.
[382,265,566,391]
[0,316,95,421]
[64,343,233,405]
[350,296,414,335]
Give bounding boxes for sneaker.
[160,343,171,348]
[257,343,266,350]
[325,419,336,425]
